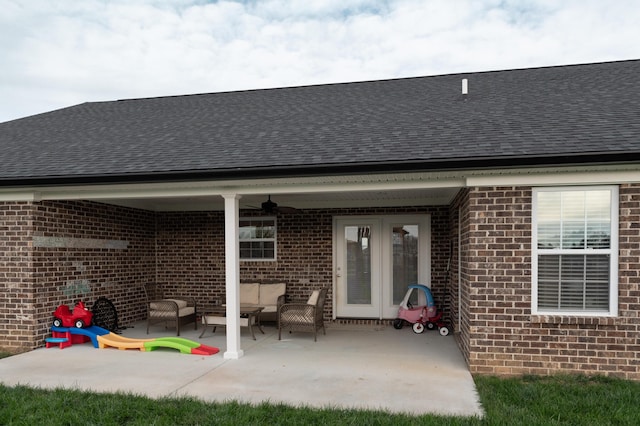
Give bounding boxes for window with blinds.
[239,217,276,260]
[533,186,618,315]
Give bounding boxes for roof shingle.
[1,59,640,184]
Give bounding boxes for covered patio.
[5,173,464,360]
[0,321,482,417]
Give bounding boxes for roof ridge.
[112,58,640,105]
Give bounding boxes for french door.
[334,215,430,319]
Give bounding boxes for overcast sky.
[1,0,639,123]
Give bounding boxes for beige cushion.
[262,305,277,313]
[240,283,260,305]
[179,307,195,317]
[150,299,188,311]
[307,290,320,306]
[202,315,227,325]
[202,315,253,327]
[259,283,286,306]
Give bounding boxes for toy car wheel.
[393,319,404,329]
[74,319,85,328]
[53,318,62,327]
[439,326,450,336]
[426,321,436,330]
[412,323,425,334]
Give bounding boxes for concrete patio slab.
[0,322,483,417]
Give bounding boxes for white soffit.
[0,171,465,201]
[1,165,640,211]
[465,166,640,186]
[0,171,465,211]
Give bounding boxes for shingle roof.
[1,59,640,185]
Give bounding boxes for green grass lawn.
[1,374,639,425]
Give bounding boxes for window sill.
[240,258,276,262]
[530,315,618,326]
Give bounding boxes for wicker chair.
[143,283,197,336]
[278,288,328,341]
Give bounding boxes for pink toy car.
[393,284,449,336]
[53,300,93,328]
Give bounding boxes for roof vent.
[461,78,469,95]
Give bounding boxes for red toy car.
[53,300,93,328]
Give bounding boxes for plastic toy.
[45,335,72,349]
[49,325,219,355]
[393,284,450,336]
[52,300,93,328]
[47,300,218,355]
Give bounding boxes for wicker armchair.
[278,288,328,341]
[143,283,197,336]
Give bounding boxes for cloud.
[1,0,639,122]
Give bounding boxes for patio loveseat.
[203,282,287,329]
[237,282,287,323]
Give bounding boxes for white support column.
[222,193,243,359]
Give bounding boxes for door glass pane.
[345,225,371,305]
[392,225,419,305]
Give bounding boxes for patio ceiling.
[90,187,462,212]
[0,171,468,212]
[3,164,636,211]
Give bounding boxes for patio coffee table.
[199,305,265,340]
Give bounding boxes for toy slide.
[145,337,219,355]
[50,325,219,356]
[52,325,110,348]
[96,333,152,350]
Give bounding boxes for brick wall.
[428,206,452,318]
[449,189,469,364]
[464,186,532,376]
[155,206,451,321]
[0,202,36,353]
[0,200,156,352]
[464,185,640,380]
[155,211,224,300]
[155,210,335,318]
[32,201,156,342]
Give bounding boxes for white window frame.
[239,216,277,261]
[531,186,618,317]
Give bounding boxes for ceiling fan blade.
[276,206,298,213]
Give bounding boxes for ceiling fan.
[246,195,298,214]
